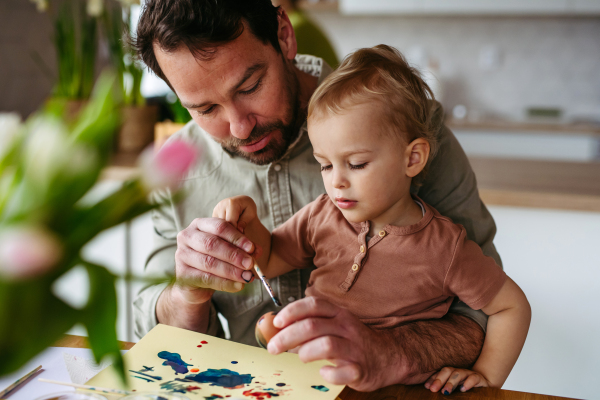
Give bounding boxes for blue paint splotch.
[158,351,193,374]
[311,385,330,392]
[186,368,254,389]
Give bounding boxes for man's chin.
[222,145,283,166]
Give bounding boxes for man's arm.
[267,297,484,391]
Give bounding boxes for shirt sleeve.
[415,101,501,330]
[270,197,319,269]
[443,227,507,311]
[133,188,222,339]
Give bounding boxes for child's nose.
[332,171,349,189]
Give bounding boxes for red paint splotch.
[190,368,199,372]
[186,385,201,392]
[197,345,202,348]
[242,389,280,399]
[201,340,208,344]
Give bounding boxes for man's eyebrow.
[180,62,267,109]
[313,149,373,158]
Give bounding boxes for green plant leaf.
[0,277,79,376]
[81,261,127,385]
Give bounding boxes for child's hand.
[212,195,259,234]
[424,367,490,394]
[212,196,269,267]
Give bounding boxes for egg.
[255,311,281,349]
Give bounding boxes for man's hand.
[266,297,485,392]
[156,215,259,331]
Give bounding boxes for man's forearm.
[387,313,484,385]
[156,284,213,333]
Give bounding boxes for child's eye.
[350,163,368,170]
[320,165,332,172]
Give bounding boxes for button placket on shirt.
[339,226,388,291]
[267,159,302,305]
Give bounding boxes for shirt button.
[287,296,296,302]
[378,230,386,237]
[274,164,282,172]
[360,245,365,253]
[351,264,359,271]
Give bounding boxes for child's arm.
[426,276,531,394]
[212,196,295,280]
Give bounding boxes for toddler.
[213,45,530,394]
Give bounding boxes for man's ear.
[405,138,430,178]
[276,8,297,60]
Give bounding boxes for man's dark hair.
[133,0,282,83]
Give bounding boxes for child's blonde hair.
[308,45,439,182]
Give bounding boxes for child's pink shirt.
[271,194,507,329]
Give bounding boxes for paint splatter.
[129,370,162,380]
[197,345,202,348]
[141,366,154,371]
[203,395,224,400]
[132,376,153,383]
[160,380,201,394]
[158,351,193,374]
[186,369,254,389]
[190,368,200,372]
[242,389,280,399]
[201,340,208,344]
[231,361,238,364]
[275,383,286,387]
[311,385,330,392]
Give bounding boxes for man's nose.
[228,105,256,140]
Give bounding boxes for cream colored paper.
[87,324,344,399]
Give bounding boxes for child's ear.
[405,138,430,178]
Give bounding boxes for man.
[133,0,501,392]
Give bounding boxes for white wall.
[307,12,600,122]
[489,205,600,400]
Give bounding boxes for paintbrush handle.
[37,378,133,395]
[254,262,282,307]
[0,365,42,397]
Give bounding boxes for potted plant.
[104,1,158,153]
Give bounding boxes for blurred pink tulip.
[140,140,199,191]
[0,227,63,280]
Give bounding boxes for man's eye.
[196,106,215,116]
[320,165,332,172]
[240,79,262,95]
[349,163,368,170]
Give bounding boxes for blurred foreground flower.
[0,71,200,384]
[0,113,22,160]
[0,226,63,280]
[139,140,198,191]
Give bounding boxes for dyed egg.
[255,311,281,349]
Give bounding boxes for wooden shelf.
[447,119,600,137]
[100,150,600,212]
[297,0,338,12]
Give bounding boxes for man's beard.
[220,63,303,166]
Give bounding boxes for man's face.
[154,26,301,165]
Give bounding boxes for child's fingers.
[426,367,454,392]
[441,369,471,395]
[460,373,480,392]
[424,372,439,390]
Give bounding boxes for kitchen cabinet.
[339,0,600,15]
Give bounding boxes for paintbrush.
[254,261,282,307]
[0,365,42,398]
[37,378,134,396]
